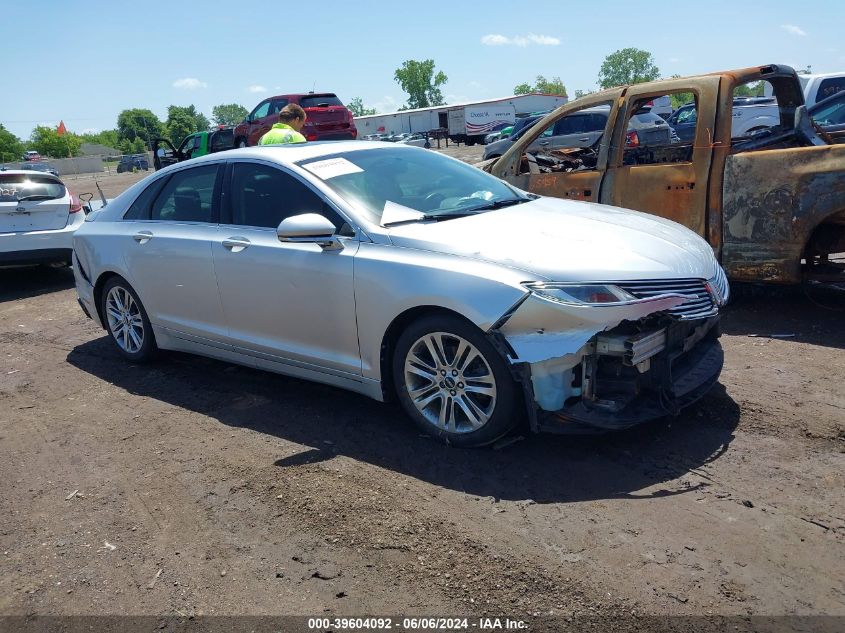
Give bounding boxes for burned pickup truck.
[483,65,845,287]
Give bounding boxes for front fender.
[354,243,532,381]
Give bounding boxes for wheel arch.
[378,305,482,402]
[92,270,126,329]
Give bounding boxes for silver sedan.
[72,142,729,446]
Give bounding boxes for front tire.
[101,277,157,362]
[392,315,519,447]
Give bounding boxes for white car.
[1,170,85,266]
[396,133,430,148]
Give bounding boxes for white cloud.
[172,77,208,90]
[248,85,267,93]
[446,94,469,104]
[781,24,806,36]
[668,57,681,63]
[481,33,560,47]
[468,80,482,89]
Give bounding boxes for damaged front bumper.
[492,286,725,433]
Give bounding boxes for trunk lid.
[0,173,70,233]
[300,94,351,132]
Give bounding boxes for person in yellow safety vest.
[258,104,308,145]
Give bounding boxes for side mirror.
[277,213,343,250]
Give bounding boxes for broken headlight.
[523,282,637,305]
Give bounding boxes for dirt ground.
[1,148,843,627]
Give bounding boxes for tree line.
[0,103,250,162]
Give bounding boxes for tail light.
[625,131,639,147]
[306,133,318,141]
[69,193,83,214]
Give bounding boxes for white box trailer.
[353,93,568,143]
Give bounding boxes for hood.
[387,197,717,282]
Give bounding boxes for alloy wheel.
[403,332,497,433]
[105,286,145,354]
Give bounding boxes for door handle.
[133,231,153,244]
[578,137,590,142]
[222,237,251,252]
[539,140,550,146]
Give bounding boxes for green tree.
[598,48,660,89]
[573,89,593,99]
[80,129,120,150]
[29,126,82,158]
[117,109,164,149]
[734,81,766,97]
[164,105,210,144]
[0,124,24,163]
[513,75,567,96]
[212,103,249,126]
[347,97,378,117]
[394,59,448,109]
[166,109,197,146]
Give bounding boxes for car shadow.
[0,265,75,303]
[67,337,740,504]
[721,286,845,349]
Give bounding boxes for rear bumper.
[0,247,72,265]
[0,214,83,264]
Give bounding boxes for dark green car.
[152,127,235,170]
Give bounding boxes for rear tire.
[392,315,519,447]
[101,277,157,362]
[236,138,248,148]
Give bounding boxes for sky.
[2,0,844,140]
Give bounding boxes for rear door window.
[150,164,221,223]
[0,174,65,202]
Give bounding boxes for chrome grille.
[617,278,717,320]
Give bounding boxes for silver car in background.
[72,142,728,447]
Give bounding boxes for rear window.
[817,77,845,101]
[300,94,344,108]
[0,174,65,202]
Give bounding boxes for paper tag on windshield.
[380,200,425,225]
[302,157,363,180]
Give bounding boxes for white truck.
[763,71,845,106]
[667,97,781,141]
[799,72,845,107]
[447,105,516,146]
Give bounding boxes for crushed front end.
[492,273,729,433]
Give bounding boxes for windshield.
[297,147,526,226]
[0,174,65,202]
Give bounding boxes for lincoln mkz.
[72,142,729,446]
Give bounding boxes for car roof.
[0,169,62,181]
[159,141,418,170]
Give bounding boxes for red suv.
[234,93,357,146]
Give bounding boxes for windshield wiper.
[463,197,531,213]
[16,194,54,202]
[382,210,483,227]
